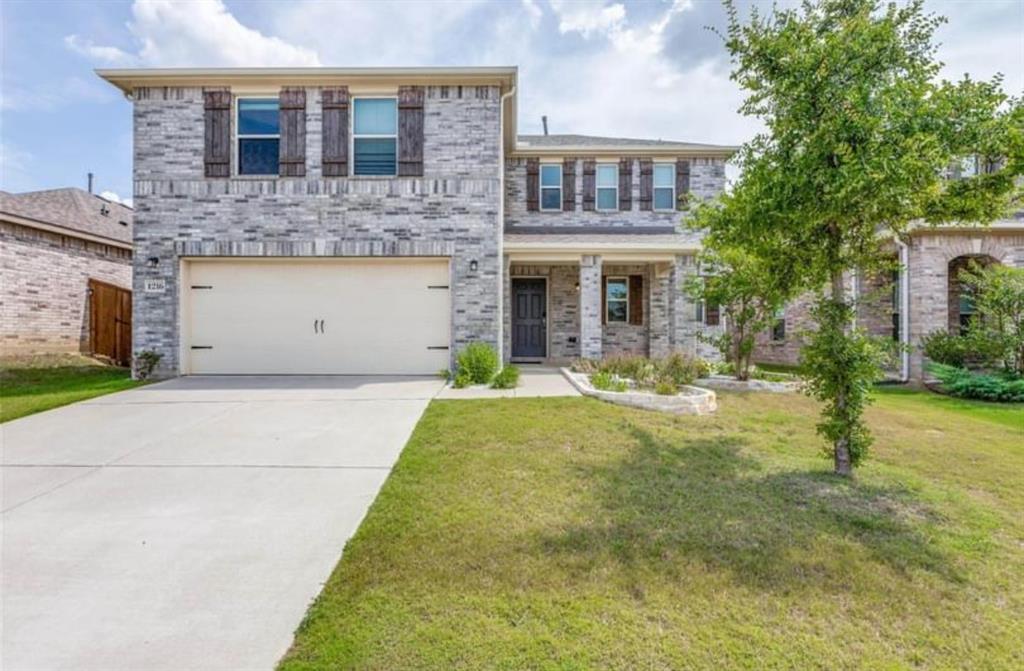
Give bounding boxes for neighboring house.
[0,188,133,358]
[753,216,1024,380]
[97,67,731,378]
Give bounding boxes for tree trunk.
[831,269,853,477]
[734,324,748,381]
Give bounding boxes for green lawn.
[280,388,1023,670]
[0,355,144,423]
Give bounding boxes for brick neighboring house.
[97,67,732,378]
[753,219,1024,381]
[0,188,133,357]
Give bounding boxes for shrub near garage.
[455,342,500,384]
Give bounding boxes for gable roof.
[0,188,133,247]
[515,134,737,158]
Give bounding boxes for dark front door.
[512,278,546,358]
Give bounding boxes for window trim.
[235,95,281,177]
[351,95,399,178]
[606,276,629,323]
[539,163,563,212]
[595,163,619,212]
[653,163,676,211]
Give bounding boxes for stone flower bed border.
[696,374,802,393]
[561,369,717,415]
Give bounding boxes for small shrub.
[456,342,499,384]
[438,369,452,381]
[490,365,520,389]
[656,351,707,386]
[571,358,600,374]
[134,349,163,380]
[921,330,971,368]
[599,355,657,386]
[928,363,1024,402]
[654,378,678,395]
[452,371,473,389]
[591,371,627,392]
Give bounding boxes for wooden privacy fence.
[89,279,132,366]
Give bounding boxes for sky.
[1,0,1022,206]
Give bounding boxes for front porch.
[502,235,720,364]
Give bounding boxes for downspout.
[498,81,517,365]
[896,238,911,382]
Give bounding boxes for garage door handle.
[320,319,325,334]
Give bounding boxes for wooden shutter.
[398,86,425,177]
[278,87,306,177]
[562,158,576,211]
[321,86,350,177]
[639,159,653,210]
[601,277,607,325]
[618,158,633,211]
[676,158,691,207]
[203,88,231,178]
[582,159,596,211]
[526,158,540,211]
[705,302,720,326]
[628,275,643,325]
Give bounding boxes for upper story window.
[353,98,398,176]
[237,98,280,175]
[606,277,628,322]
[540,164,562,211]
[771,307,786,342]
[596,164,618,211]
[654,164,675,210]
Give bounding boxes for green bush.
[456,342,499,384]
[599,355,657,386]
[654,378,679,395]
[134,349,163,380]
[656,351,708,386]
[490,365,520,389]
[591,371,627,392]
[928,363,1024,402]
[452,371,473,389]
[921,331,971,368]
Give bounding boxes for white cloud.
[0,76,114,111]
[0,142,35,192]
[550,1,626,38]
[66,0,320,67]
[99,190,134,208]
[64,35,136,65]
[521,0,543,29]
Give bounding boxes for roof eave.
[96,66,518,95]
[510,145,739,158]
[0,211,133,249]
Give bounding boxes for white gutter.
[896,239,911,382]
[497,81,517,363]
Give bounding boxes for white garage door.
[184,259,451,375]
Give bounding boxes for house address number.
[143,279,166,293]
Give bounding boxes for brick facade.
[131,85,502,376]
[0,221,131,355]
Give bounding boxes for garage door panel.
[186,259,450,375]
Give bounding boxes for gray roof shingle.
[0,188,133,245]
[516,134,736,152]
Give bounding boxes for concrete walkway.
[1,375,445,671]
[435,365,579,399]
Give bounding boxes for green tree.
[686,244,791,381]
[960,263,1024,375]
[710,0,1022,475]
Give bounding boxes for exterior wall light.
[469,260,478,272]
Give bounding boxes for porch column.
[579,254,603,359]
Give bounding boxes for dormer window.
[237,98,280,175]
[540,164,562,211]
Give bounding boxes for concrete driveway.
[1,375,444,671]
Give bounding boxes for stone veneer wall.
[602,263,649,356]
[0,220,132,355]
[132,85,502,376]
[504,157,724,233]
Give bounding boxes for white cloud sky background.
[2,0,1022,203]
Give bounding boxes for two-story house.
[98,66,730,378]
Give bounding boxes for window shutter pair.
[582,160,596,211]
[279,87,306,177]
[598,275,644,325]
[618,158,633,211]
[638,159,653,211]
[525,159,540,211]
[397,86,425,177]
[562,159,576,211]
[203,89,231,178]
[321,87,350,177]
